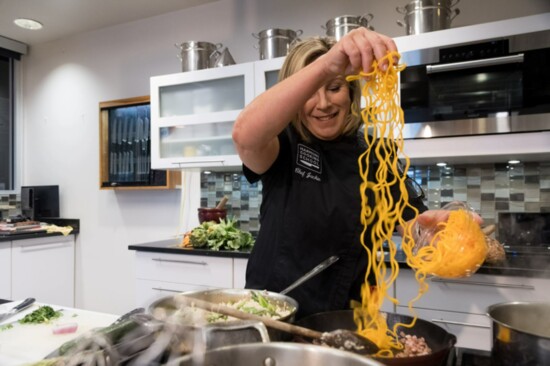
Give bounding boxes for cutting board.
[0,300,119,365]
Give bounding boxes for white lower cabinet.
[11,235,75,307]
[0,241,11,300]
[394,268,550,351]
[134,251,249,308]
[233,258,248,289]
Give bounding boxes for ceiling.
[0,0,217,46]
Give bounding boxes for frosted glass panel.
[159,121,236,158]
[265,70,279,90]
[159,76,245,117]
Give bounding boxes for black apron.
[243,126,425,319]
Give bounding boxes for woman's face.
[301,77,351,141]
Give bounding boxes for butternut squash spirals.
[347,52,416,356]
[347,53,487,357]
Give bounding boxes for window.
[0,54,13,191]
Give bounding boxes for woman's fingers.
[326,28,399,76]
[416,209,484,229]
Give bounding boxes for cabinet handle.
[431,278,535,290]
[19,242,71,252]
[426,53,524,74]
[151,258,208,266]
[431,319,491,329]
[152,287,182,293]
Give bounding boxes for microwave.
[399,29,550,139]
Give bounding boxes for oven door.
[399,46,550,139]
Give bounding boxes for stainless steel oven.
[399,29,550,139]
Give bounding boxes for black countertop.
[0,218,80,242]
[128,238,251,259]
[129,238,550,278]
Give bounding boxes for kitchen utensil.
[323,14,375,40]
[0,297,35,323]
[252,28,303,60]
[215,195,229,210]
[487,301,550,366]
[213,47,236,67]
[148,289,298,342]
[175,41,222,72]
[167,342,385,366]
[176,295,379,355]
[295,310,456,366]
[280,255,339,295]
[396,0,460,35]
[198,207,227,223]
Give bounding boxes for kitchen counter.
[0,218,80,242]
[0,300,119,365]
[129,238,550,278]
[388,250,550,278]
[128,238,251,258]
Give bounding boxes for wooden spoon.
[175,294,379,355]
[215,196,229,210]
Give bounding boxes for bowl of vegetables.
[181,218,254,251]
[148,289,299,341]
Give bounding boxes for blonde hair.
[279,37,362,142]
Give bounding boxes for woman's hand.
[321,28,398,77]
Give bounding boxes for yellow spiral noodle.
[347,53,487,357]
[347,52,416,356]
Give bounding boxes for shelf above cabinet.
[99,96,180,190]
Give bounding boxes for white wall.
[20,0,550,315]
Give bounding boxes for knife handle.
[14,297,35,312]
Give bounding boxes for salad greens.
[187,218,254,251]
[18,305,62,324]
[206,291,283,323]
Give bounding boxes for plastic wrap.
[407,201,488,278]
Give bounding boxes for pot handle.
[396,20,406,28]
[295,29,303,37]
[252,32,260,39]
[174,43,182,50]
[451,8,461,21]
[215,42,223,50]
[396,6,407,14]
[450,0,460,8]
[360,13,374,22]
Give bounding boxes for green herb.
[1,324,13,331]
[18,306,62,324]
[251,291,281,317]
[189,218,254,251]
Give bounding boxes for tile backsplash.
[0,194,20,220]
[200,161,550,235]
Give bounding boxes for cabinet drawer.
[135,252,233,288]
[136,279,215,308]
[396,269,550,314]
[396,306,492,351]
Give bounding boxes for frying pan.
[294,310,456,366]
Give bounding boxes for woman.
[233,28,439,319]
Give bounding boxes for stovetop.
[448,347,491,366]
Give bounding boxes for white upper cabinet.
[150,62,255,170]
[253,57,285,94]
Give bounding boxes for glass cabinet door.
[254,57,285,95]
[150,62,255,170]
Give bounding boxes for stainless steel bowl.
[148,288,299,341]
[165,342,385,366]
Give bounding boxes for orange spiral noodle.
[402,209,488,279]
[346,52,419,356]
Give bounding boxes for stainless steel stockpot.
[323,14,375,40]
[487,301,550,366]
[252,28,302,60]
[166,342,385,366]
[175,41,222,72]
[396,0,460,35]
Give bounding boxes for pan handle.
[431,318,490,329]
[280,255,339,295]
